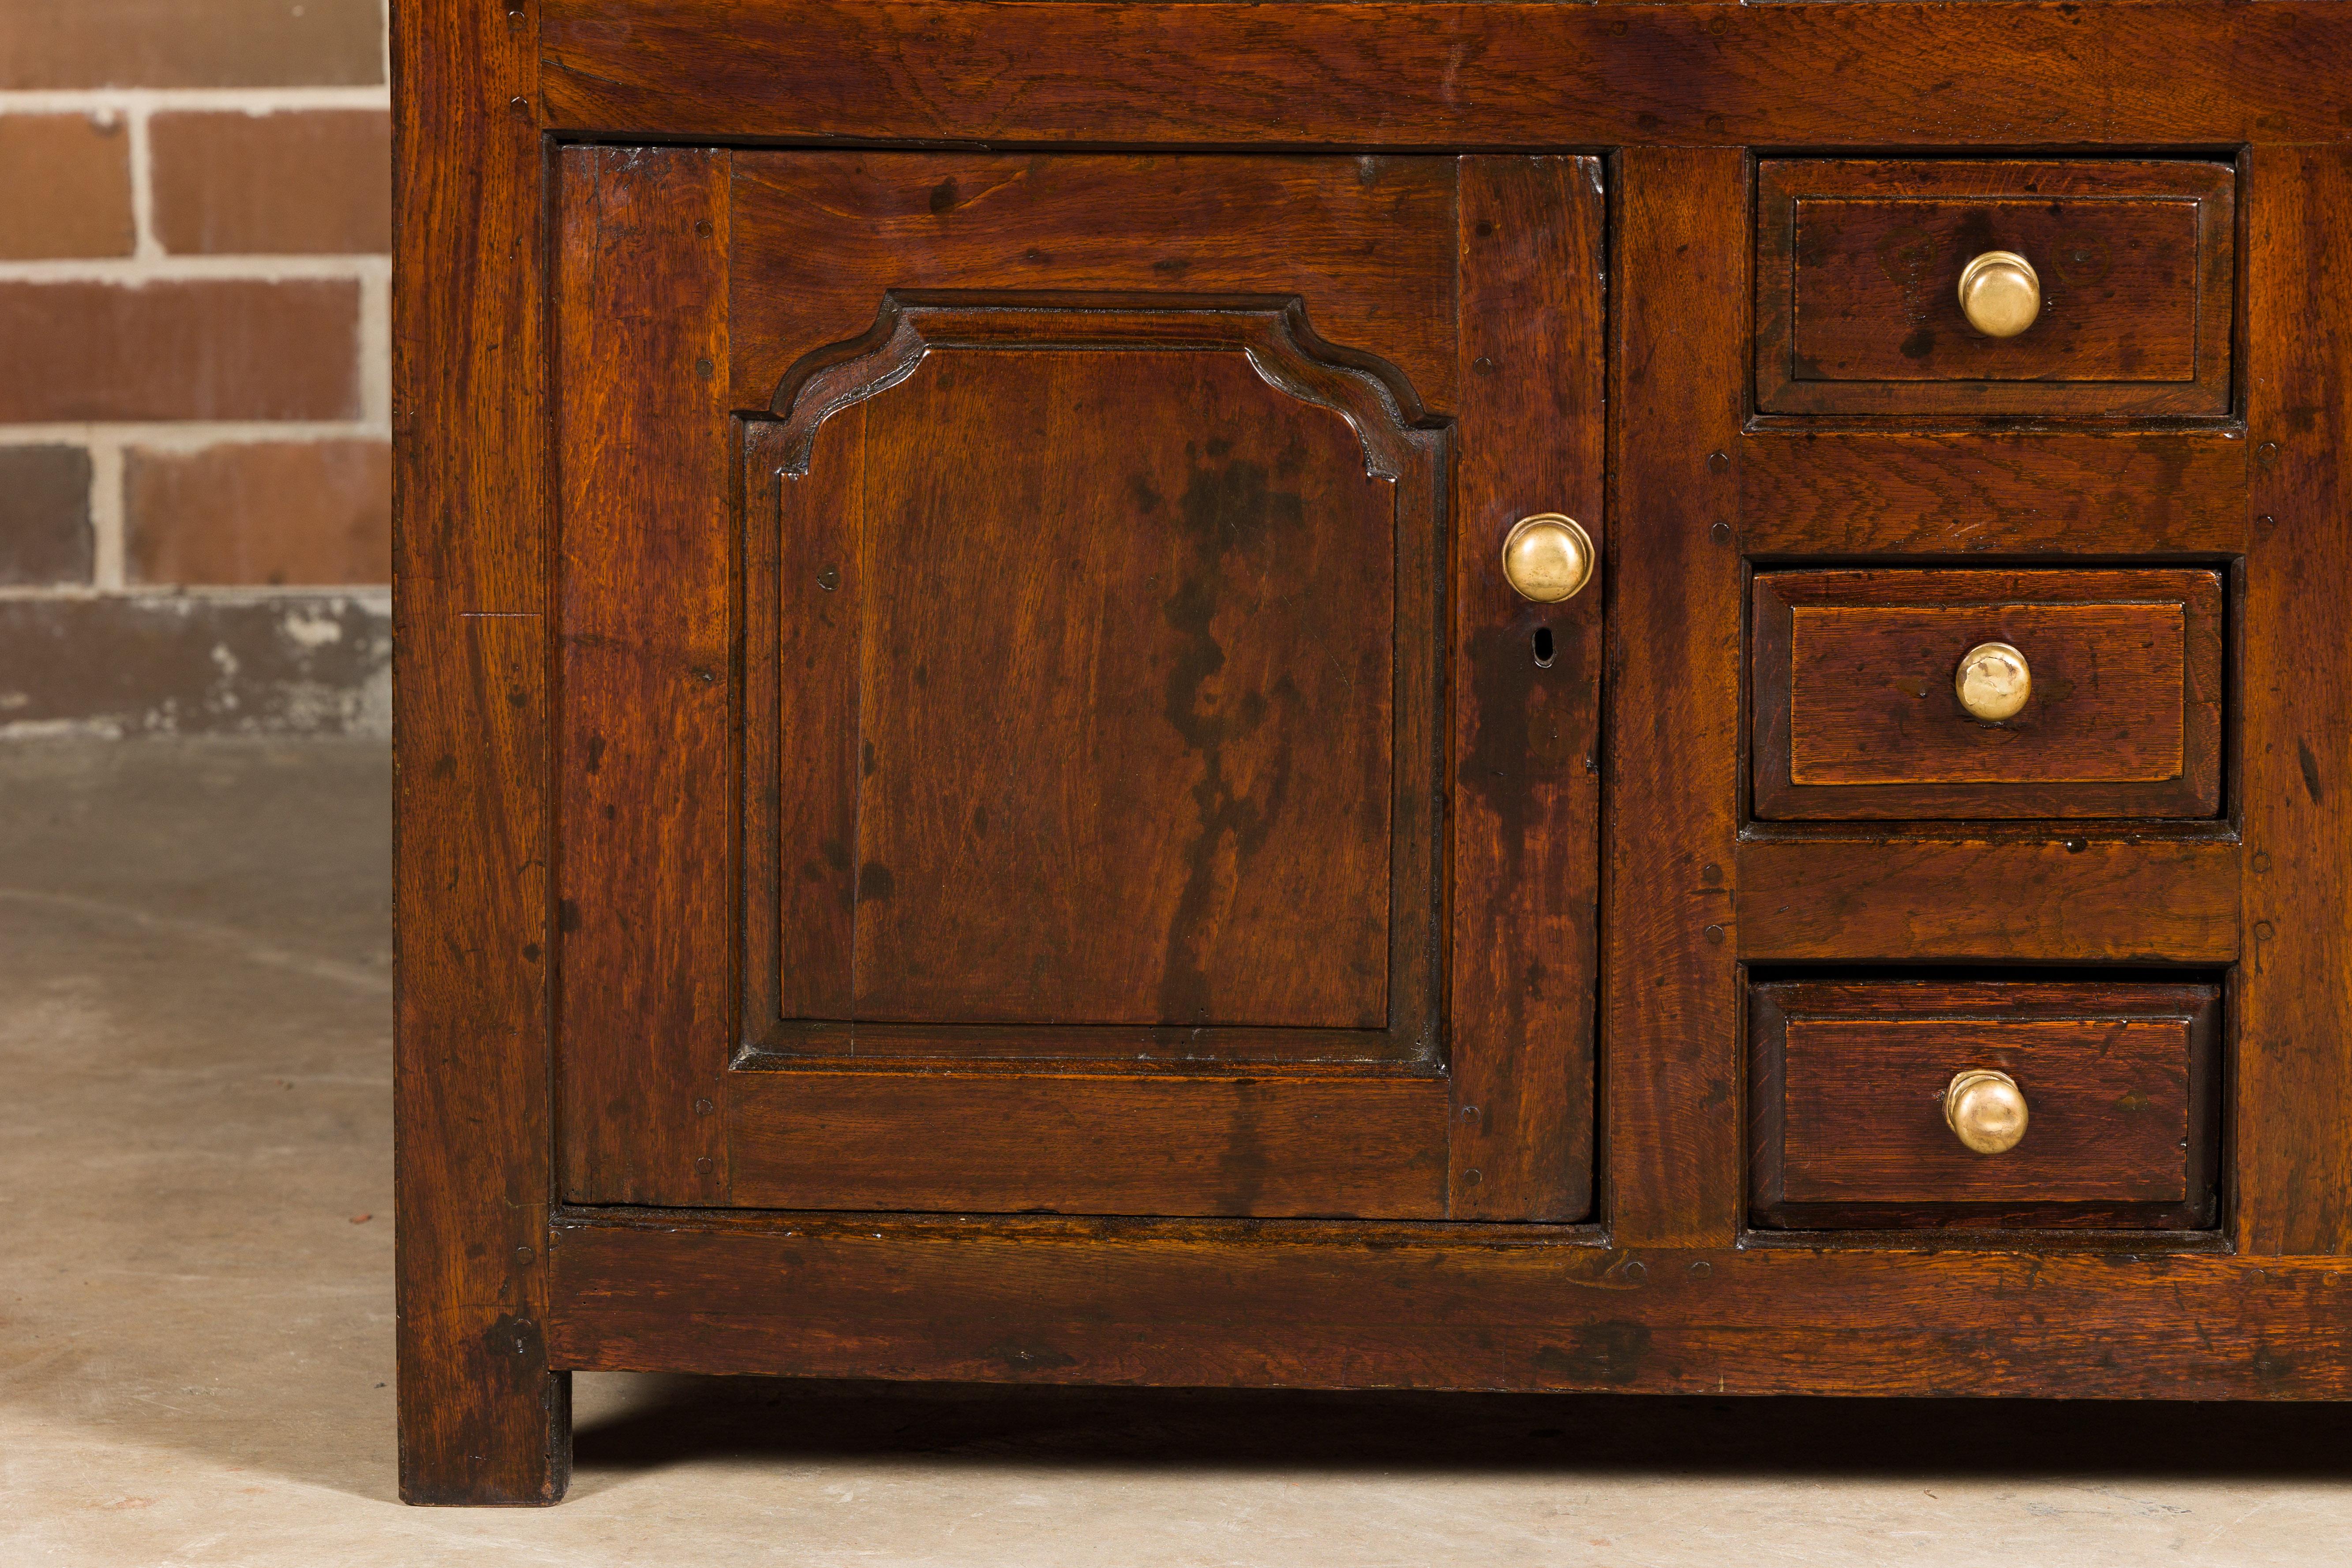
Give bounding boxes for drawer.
[1749,980,2221,1231]
[1756,159,2235,418]
[1751,568,2224,821]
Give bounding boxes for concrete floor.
[3,738,2349,1566]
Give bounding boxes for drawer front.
[1752,568,2224,820]
[1749,980,2221,1231]
[1757,160,2235,418]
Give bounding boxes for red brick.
[0,115,135,260]
[126,441,389,586]
[0,595,389,737]
[0,445,94,586]
[0,281,360,423]
[152,110,391,256]
[0,0,383,90]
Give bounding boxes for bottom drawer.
[1749,979,2220,1231]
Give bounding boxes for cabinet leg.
[398,1313,572,1505]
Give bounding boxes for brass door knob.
[1501,513,1595,604]
[1955,640,2030,722]
[1958,250,2041,338]
[1944,1068,2029,1155]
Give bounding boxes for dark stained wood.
[726,159,1463,1067]
[2239,145,2352,1257]
[396,617,570,1504]
[1781,1019,2196,1202]
[1602,149,1746,1249]
[739,292,1444,1069]
[746,413,854,1024]
[725,1070,1449,1218]
[701,170,1531,1222]
[1757,160,2235,418]
[1787,602,2188,779]
[536,2,2352,150]
[392,0,569,1506]
[1751,569,2225,821]
[547,1214,2352,1400]
[554,146,733,1207]
[1737,838,2241,964]
[1749,980,2221,1231]
[394,0,2352,1498]
[839,341,1395,1030]
[1740,432,2247,559]
[1446,156,1605,1222]
[725,153,1461,420]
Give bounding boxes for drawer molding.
[1757,159,2236,420]
[1749,979,2223,1231]
[1751,568,2226,822]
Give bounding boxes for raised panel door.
[554,148,1605,1220]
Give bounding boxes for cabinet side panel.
[1448,155,1606,1221]
[2240,144,2352,1256]
[1603,148,1749,1247]
[392,0,566,1504]
[554,145,734,1205]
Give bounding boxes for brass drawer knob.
[1500,513,1594,604]
[1955,640,2030,722]
[1945,1068,2029,1155]
[1958,250,2042,338]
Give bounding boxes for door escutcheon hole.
[1532,626,1554,668]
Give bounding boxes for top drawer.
[1757,160,2235,419]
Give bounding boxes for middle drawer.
[1752,568,2223,820]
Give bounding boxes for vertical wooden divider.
[1449,156,1607,1221]
[2238,143,2352,1256]
[1603,148,1749,1248]
[393,0,569,1505]
[554,145,735,1205]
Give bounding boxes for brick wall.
[0,0,392,737]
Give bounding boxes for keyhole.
[1532,626,1555,668]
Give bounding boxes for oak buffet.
[393,0,2352,1503]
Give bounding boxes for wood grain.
[536,2,2352,150]
[849,348,1395,1029]
[1736,838,2240,964]
[553,146,733,1207]
[1446,156,1605,1222]
[746,416,855,1023]
[724,1070,1450,1218]
[1750,980,2220,1231]
[715,200,1472,1217]
[2239,144,2352,1257]
[1740,432,2247,558]
[392,0,568,1506]
[1602,149,1746,1248]
[726,153,1461,419]
[741,294,1445,1062]
[547,1214,2352,1400]
[1757,160,2234,417]
[1751,568,2224,820]
[385,0,2352,1458]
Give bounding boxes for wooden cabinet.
[394,0,2352,1505]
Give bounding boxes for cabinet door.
[554,149,1603,1221]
